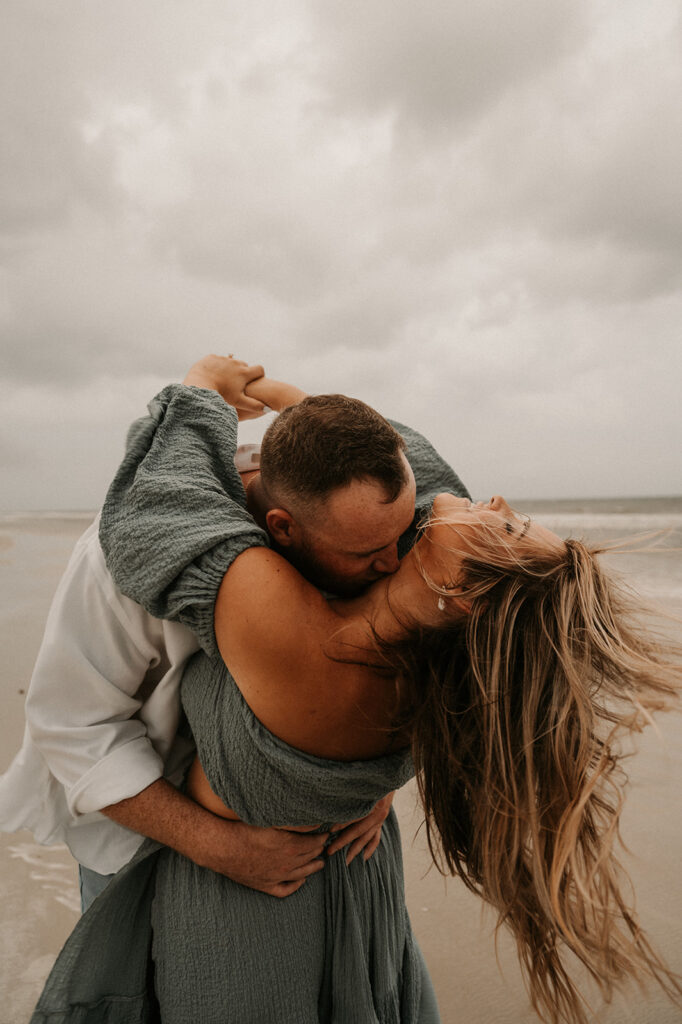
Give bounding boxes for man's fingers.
[268,879,307,899]
[265,856,326,881]
[331,816,359,833]
[290,839,328,862]
[280,829,329,857]
[280,824,323,833]
[256,857,326,898]
[289,857,326,880]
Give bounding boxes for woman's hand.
[183,353,308,417]
[183,354,267,420]
[326,792,395,865]
[245,375,308,412]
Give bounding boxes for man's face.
[285,455,417,597]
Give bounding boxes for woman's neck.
[328,550,423,651]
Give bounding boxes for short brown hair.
[260,394,408,505]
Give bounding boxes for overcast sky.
[1,0,680,510]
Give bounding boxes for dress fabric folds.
[32,653,419,1023]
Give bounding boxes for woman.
[34,368,681,1024]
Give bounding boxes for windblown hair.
[260,394,408,508]
[379,519,682,1023]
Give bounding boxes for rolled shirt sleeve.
[24,523,171,816]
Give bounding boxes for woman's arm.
[245,375,308,412]
[100,377,269,657]
[181,354,308,416]
[99,356,308,657]
[182,354,267,419]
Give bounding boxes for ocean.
[518,495,682,614]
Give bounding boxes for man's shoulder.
[65,515,131,598]
[59,514,168,635]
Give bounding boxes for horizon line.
[2,493,682,518]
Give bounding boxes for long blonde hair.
[380,522,682,1023]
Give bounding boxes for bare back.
[212,547,407,762]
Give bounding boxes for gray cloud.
[0,18,97,232]
[1,0,680,506]
[309,0,587,128]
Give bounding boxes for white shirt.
[0,516,200,873]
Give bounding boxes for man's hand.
[191,816,330,898]
[183,354,266,420]
[326,792,395,865]
[103,778,328,898]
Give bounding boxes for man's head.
[254,394,416,596]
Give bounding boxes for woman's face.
[430,494,563,555]
[411,494,565,610]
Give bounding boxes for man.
[0,356,469,911]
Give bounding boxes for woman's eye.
[504,521,514,535]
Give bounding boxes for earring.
[437,597,445,611]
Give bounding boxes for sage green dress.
[32,386,470,1022]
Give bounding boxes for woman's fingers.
[362,827,382,862]
[237,395,267,419]
[345,826,382,866]
[241,361,265,381]
[326,822,364,857]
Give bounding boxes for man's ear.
[265,508,297,547]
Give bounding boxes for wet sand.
[1,515,681,1023]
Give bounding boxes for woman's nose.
[489,495,509,512]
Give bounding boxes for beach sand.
[1,514,681,1023]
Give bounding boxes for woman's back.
[211,544,412,761]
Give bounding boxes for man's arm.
[21,362,334,894]
[103,778,328,898]
[23,522,328,894]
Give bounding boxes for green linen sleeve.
[99,384,269,658]
[388,419,471,558]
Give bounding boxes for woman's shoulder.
[213,549,404,760]
[215,547,332,652]
[214,546,337,713]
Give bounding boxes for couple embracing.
[4,355,679,1023]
